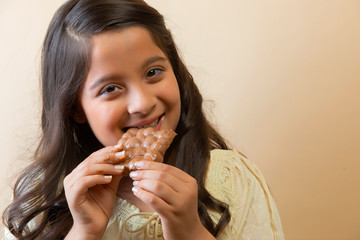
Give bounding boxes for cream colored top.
[3,149,285,240]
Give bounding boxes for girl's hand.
[63,146,125,239]
[129,161,216,240]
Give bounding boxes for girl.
[3,0,284,239]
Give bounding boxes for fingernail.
[114,165,124,170]
[129,162,135,170]
[133,181,139,186]
[115,151,125,158]
[104,175,112,180]
[132,186,139,193]
[129,171,138,178]
[134,161,143,168]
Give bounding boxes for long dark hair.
[3,0,230,239]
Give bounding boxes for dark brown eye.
[100,85,119,95]
[146,68,163,78]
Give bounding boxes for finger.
[132,185,170,215]
[129,170,183,193]
[132,161,192,183]
[133,179,177,205]
[79,163,125,176]
[65,146,125,189]
[68,174,113,198]
[65,162,124,189]
[91,150,126,165]
[80,146,125,166]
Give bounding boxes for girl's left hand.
[129,161,215,240]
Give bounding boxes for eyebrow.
[89,74,121,91]
[141,56,167,70]
[89,55,167,91]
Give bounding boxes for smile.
[138,118,158,128]
[123,114,165,131]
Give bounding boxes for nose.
[127,85,156,115]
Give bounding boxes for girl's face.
[76,26,181,146]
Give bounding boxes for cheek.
[84,102,126,132]
[163,77,181,126]
[164,78,181,108]
[87,105,127,146]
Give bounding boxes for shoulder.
[205,149,257,200]
[205,149,285,240]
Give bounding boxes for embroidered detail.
[124,212,163,240]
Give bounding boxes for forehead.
[88,26,166,70]
[91,26,163,56]
[82,26,169,89]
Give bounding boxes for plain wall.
[1,1,359,239]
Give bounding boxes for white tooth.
[137,119,157,129]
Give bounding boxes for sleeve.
[205,150,285,240]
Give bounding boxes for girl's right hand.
[63,146,126,240]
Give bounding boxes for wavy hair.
[3,0,230,239]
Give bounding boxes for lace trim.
[108,197,163,239]
[124,212,163,240]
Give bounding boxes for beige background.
[1,0,359,239]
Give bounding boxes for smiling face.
[76,26,181,146]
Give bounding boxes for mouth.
[122,114,165,132]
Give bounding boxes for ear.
[73,106,87,124]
